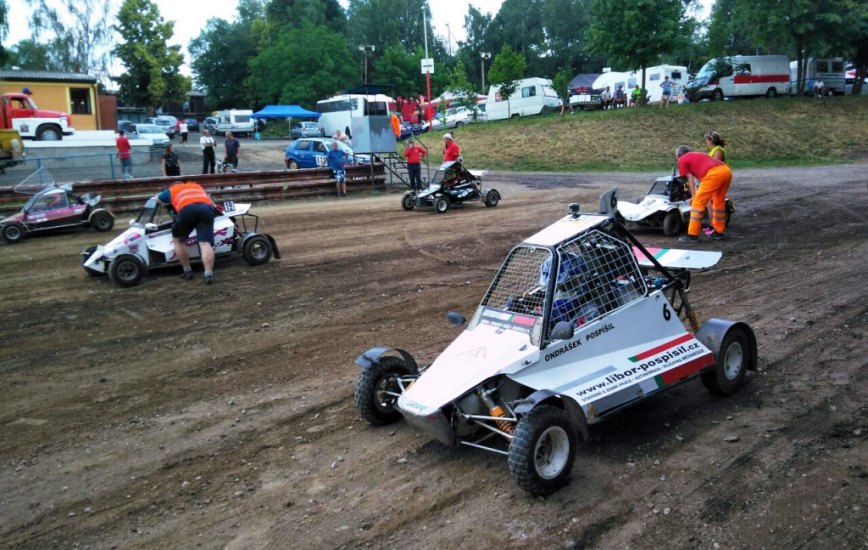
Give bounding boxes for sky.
[4,0,714,71]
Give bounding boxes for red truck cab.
[0,92,75,141]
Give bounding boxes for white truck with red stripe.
[685,55,790,101]
[353,189,757,496]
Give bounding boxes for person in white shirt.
[179,121,189,143]
[200,129,217,174]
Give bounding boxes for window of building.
[70,88,91,115]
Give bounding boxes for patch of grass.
[416,96,868,172]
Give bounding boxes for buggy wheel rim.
[723,341,744,380]
[117,260,138,281]
[249,240,268,261]
[5,225,22,240]
[534,426,570,479]
[374,377,398,413]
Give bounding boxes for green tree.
[552,65,574,106]
[246,22,355,108]
[587,0,687,105]
[4,39,64,70]
[371,45,426,98]
[23,0,114,80]
[0,0,8,65]
[446,60,478,112]
[487,44,527,118]
[114,0,190,110]
[190,16,260,109]
[266,0,345,33]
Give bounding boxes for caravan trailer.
[790,58,846,96]
[485,78,560,120]
[593,66,688,104]
[685,55,790,101]
[215,109,255,137]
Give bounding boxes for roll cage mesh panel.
[481,246,552,317]
[553,230,647,329]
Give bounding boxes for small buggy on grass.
[617,174,734,236]
[81,197,279,287]
[354,189,756,496]
[1,168,114,244]
[401,160,500,213]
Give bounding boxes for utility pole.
[480,52,491,94]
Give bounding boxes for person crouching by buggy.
[327,141,348,196]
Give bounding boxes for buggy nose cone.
[397,396,454,445]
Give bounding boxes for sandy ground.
[0,162,866,549]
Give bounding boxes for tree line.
[1,0,866,113]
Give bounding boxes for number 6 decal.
[663,304,671,321]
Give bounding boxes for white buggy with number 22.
[354,189,757,496]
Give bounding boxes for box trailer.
[485,78,560,120]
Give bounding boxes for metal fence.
[0,150,168,187]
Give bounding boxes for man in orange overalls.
[675,145,732,243]
[156,182,219,284]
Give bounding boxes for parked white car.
[424,106,486,131]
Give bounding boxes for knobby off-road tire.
[354,356,413,426]
[91,210,114,232]
[108,254,145,288]
[401,192,416,211]
[242,235,273,266]
[663,209,682,237]
[508,405,577,496]
[2,222,25,244]
[701,326,752,395]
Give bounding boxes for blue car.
[284,138,365,170]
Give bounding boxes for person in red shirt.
[116,130,133,179]
[443,133,460,161]
[676,145,732,242]
[403,137,426,192]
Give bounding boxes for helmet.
[539,252,587,288]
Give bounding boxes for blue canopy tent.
[250,105,321,139]
[250,105,321,119]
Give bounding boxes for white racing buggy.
[401,160,500,213]
[617,174,734,236]
[354,189,756,496]
[81,198,279,287]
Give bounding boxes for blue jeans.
[120,157,133,179]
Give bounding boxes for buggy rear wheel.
[81,245,101,277]
[508,405,577,496]
[401,192,416,211]
[354,356,414,425]
[434,197,450,214]
[242,235,273,266]
[701,326,752,395]
[108,254,145,287]
[663,210,682,236]
[724,199,734,227]
[484,189,500,207]
[91,210,114,232]
[2,222,25,244]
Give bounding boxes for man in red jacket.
[403,137,426,192]
[676,145,732,243]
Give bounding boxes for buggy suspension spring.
[677,286,701,333]
[478,389,515,434]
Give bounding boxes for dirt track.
[1,164,866,549]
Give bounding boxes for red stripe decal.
[732,75,789,84]
[630,333,694,362]
[511,315,536,327]
[659,353,714,385]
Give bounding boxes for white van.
[685,55,790,101]
[790,58,846,96]
[485,77,560,120]
[215,109,255,137]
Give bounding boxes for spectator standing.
[443,132,460,162]
[200,129,216,174]
[179,120,189,144]
[660,76,673,107]
[116,130,133,179]
[326,141,348,196]
[403,137,426,192]
[162,143,182,177]
[155,182,220,285]
[223,132,240,170]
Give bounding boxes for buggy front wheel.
[401,192,416,211]
[663,210,682,236]
[108,254,145,287]
[434,197,450,214]
[2,222,25,244]
[354,357,415,425]
[508,405,577,496]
